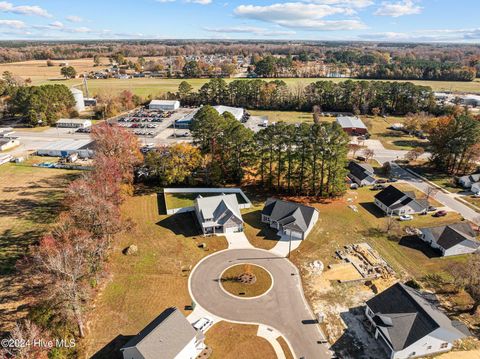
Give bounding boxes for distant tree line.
[176,78,435,116]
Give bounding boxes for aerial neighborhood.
[1,3,480,359]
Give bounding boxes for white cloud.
[49,21,64,29]
[0,19,25,28]
[0,1,51,17]
[374,0,422,17]
[204,25,296,36]
[304,0,373,8]
[66,15,83,23]
[234,3,365,30]
[362,28,480,42]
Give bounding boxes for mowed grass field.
[0,163,79,333]
[83,193,228,358]
[1,58,479,94]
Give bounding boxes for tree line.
[145,105,349,197]
[176,78,435,116]
[1,124,142,358]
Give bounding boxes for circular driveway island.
[189,248,331,359]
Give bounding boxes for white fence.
[163,187,252,215]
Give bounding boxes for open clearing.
[83,193,228,358]
[206,321,276,359]
[0,163,79,334]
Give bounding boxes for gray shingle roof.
[366,283,468,351]
[121,307,198,359]
[421,222,479,250]
[196,194,242,223]
[262,198,316,233]
[348,161,375,182]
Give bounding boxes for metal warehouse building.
[149,100,180,111]
[37,139,95,158]
[56,119,92,129]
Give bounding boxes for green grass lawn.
[290,186,469,280]
[40,77,480,98]
[164,190,247,210]
[248,110,318,124]
[242,205,280,250]
[83,194,228,358]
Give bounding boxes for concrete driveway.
[189,248,331,359]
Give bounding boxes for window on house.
[440,343,448,349]
[427,346,432,350]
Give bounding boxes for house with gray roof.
[120,307,205,359]
[336,116,368,135]
[348,161,376,186]
[419,222,479,257]
[194,194,243,235]
[365,283,469,359]
[458,173,480,189]
[261,198,319,240]
[374,185,429,216]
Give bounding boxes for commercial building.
[56,119,92,129]
[336,116,368,136]
[175,105,245,129]
[149,100,180,111]
[36,139,94,158]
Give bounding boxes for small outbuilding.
[0,138,20,152]
[56,119,92,129]
[149,100,180,111]
[336,116,368,135]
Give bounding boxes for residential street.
[189,248,331,359]
[390,163,480,224]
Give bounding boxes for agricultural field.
[0,163,79,333]
[83,193,228,358]
[1,58,479,95]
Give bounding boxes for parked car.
[388,177,398,183]
[350,183,359,189]
[193,317,213,332]
[371,184,385,190]
[376,179,387,184]
[399,214,413,221]
[427,205,437,212]
[472,193,480,198]
[433,210,447,217]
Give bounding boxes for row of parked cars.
[118,123,158,129]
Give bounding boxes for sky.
[0,0,479,43]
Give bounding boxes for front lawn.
[242,205,280,250]
[83,194,228,358]
[164,190,248,210]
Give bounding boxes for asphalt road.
[189,248,331,359]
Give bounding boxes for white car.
[193,317,213,332]
[399,214,413,221]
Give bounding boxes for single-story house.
[419,222,480,256]
[471,182,480,194]
[56,118,92,129]
[365,283,469,359]
[0,138,20,151]
[261,198,319,240]
[458,174,480,188]
[374,185,429,216]
[149,100,180,111]
[348,161,376,186]
[336,116,368,136]
[120,307,205,359]
[194,194,243,236]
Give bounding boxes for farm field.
[0,163,79,333]
[83,193,228,358]
[1,58,478,94]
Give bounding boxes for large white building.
[37,139,94,158]
[213,105,245,121]
[56,119,92,129]
[149,100,180,111]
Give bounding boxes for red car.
[433,210,447,217]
